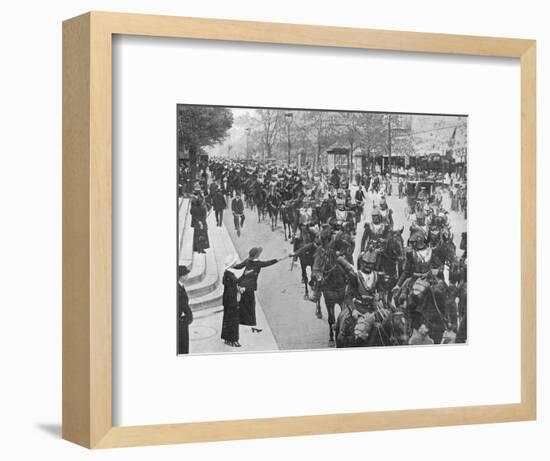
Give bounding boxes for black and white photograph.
[177,105,468,355]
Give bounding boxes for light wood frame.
[62,11,537,449]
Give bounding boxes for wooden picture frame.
[62,11,536,449]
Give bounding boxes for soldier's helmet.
[432,215,444,227]
[410,231,427,249]
[371,208,382,223]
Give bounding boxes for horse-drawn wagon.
[405,180,441,215]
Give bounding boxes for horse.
[374,227,405,304]
[292,228,317,300]
[448,250,467,343]
[266,190,282,231]
[311,244,346,346]
[366,307,409,347]
[253,186,267,223]
[431,237,457,283]
[280,200,298,241]
[335,305,377,348]
[317,198,335,224]
[394,276,457,345]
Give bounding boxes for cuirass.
[370,222,386,237]
[335,209,347,222]
[412,247,432,273]
[357,271,378,299]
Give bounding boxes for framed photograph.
[62,11,536,448]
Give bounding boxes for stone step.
[189,212,239,312]
[178,198,193,269]
[187,248,219,298]
[186,252,206,285]
[189,282,224,311]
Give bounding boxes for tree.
[257,109,283,160]
[336,112,363,179]
[177,106,233,178]
[357,113,386,173]
[294,111,338,172]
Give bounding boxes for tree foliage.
[177,106,234,150]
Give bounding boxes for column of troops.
[183,159,467,348]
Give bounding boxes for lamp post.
[285,112,293,167]
[245,127,250,159]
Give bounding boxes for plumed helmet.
[409,231,427,245]
[371,208,382,217]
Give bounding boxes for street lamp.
[285,112,293,167]
[245,127,250,159]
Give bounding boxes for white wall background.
[0,0,547,459]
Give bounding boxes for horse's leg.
[300,261,309,300]
[327,300,336,347]
[315,291,323,319]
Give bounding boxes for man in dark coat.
[231,192,245,236]
[177,265,193,354]
[212,188,227,227]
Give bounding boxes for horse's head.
[387,311,409,345]
[386,227,405,260]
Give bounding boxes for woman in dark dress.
[221,258,241,347]
[234,247,287,333]
[190,192,210,253]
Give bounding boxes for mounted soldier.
[427,213,452,248]
[378,195,394,229]
[361,208,390,252]
[333,198,356,234]
[392,232,456,343]
[409,210,429,245]
[334,250,385,348]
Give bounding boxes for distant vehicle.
[405,180,440,214]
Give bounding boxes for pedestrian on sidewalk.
[221,255,241,347]
[231,191,245,237]
[190,190,210,254]
[177,265,193,354]
[212,188,227,227]
[234,247,288,333]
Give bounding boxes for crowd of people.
[178,157,467,352]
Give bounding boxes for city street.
[223,186,467,350]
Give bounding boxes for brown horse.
[266,190,282,231]
[253,186,267,223]
[367,308,409,347]
[312,244,346,346]
[374,227,405,304]
[394,276,457,344]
